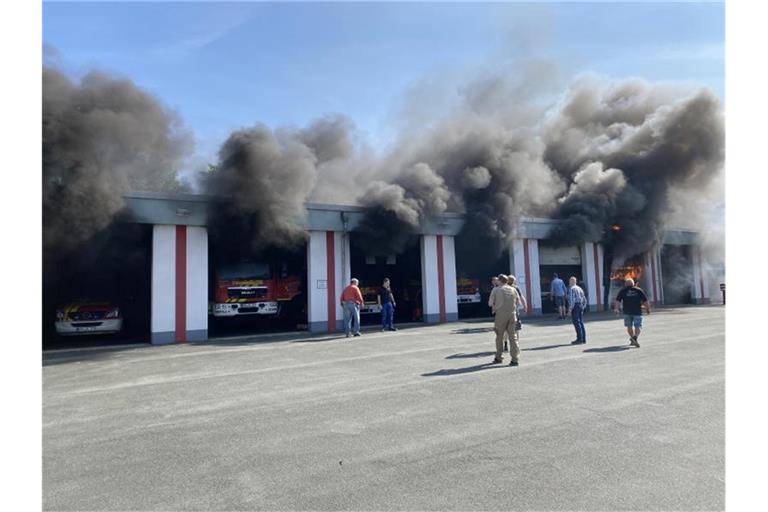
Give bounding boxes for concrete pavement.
[43,305,724,510]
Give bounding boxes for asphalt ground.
[43,305,724,511]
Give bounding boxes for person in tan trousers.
[487,274,521,366]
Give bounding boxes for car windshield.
[218,262,271,280]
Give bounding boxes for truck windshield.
[218,262,271,280]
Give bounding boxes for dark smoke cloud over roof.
[43,57,722,263]
[202,73,722,259]
[43,67,191,253]
[545,78,724,260]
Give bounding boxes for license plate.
[76,327,96,332]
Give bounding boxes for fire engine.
[359,286,382,315]
[211,260,301,317]
[456,278,481,304]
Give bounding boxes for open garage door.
[207,236,308,338]
[538,242,584,314]
[349,235,422,325]
[43,222,152,349]
[661,244,694,305]
[454,231,509,319]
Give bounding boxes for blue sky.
[43,1,724,165]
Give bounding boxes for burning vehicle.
[211,260,302,317]
[55,300,123,336]
[608,260,644,304]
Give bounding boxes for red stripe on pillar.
[326,231,336,331]
[436,235,446,323]
[650,249,658,303]
[698,247,705,301]
[592,243,602,309]
[175,225,187,343]
[523,240,532,315]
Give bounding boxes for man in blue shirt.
[550,273,567,319]
[568,276,587,345]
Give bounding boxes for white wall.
[332,231,347,326]
[510,238,542,314]
[420,235,440,322]
[185,226,208,335]
[691,246,710,303]
[442,235,458,319]
[528,239,542,312]
[581,242,600,307]
[151,225,176,339]
[307,231,328,328]
[307,231,349,331]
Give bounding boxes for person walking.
[568,276,587,345]
[613,278,651,348]
[488,274,521,366]
[489,275,509,352]
[340,278,363,338]
[377,277,397,331]
[551,273,567,319]
[508,275,528,344]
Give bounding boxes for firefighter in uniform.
[488,274,521,366]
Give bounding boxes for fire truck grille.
[228,287,268,299]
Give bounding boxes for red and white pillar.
[420,235,458,323]
[581,242,605,310]
[691,246,711,304]
[509,238,542,315]
[307,230,349,332]
[642,245,663,306]
[151,224,208,344]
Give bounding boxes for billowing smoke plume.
[43,67,191,252]
[545,78,724,260]
[204,115,371,252]
[208,74,723,259]
[352,69,567,255]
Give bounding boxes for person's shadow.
[445,351,496,359]
[583,345,630,353]
[422,361,506,377]
[522,343,572,351]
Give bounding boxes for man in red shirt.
[340,278,364,338]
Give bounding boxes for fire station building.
[118,192,714,345]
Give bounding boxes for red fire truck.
[211,260,302,317]
[456,278,482,304]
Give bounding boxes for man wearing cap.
[488,274,522,366]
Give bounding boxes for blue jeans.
[381,302,395,330]
[571,304,586,342]
[343,301,360,335]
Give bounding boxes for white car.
[55,301,123,336]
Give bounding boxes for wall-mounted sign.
[317,279,327,289]
[539,245,582,265]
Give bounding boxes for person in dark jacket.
[377,278,397,331]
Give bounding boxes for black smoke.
[203,115,369,251]
[43,67,191,253]
[544,80,724,260]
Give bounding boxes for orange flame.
[610,264,642,282]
